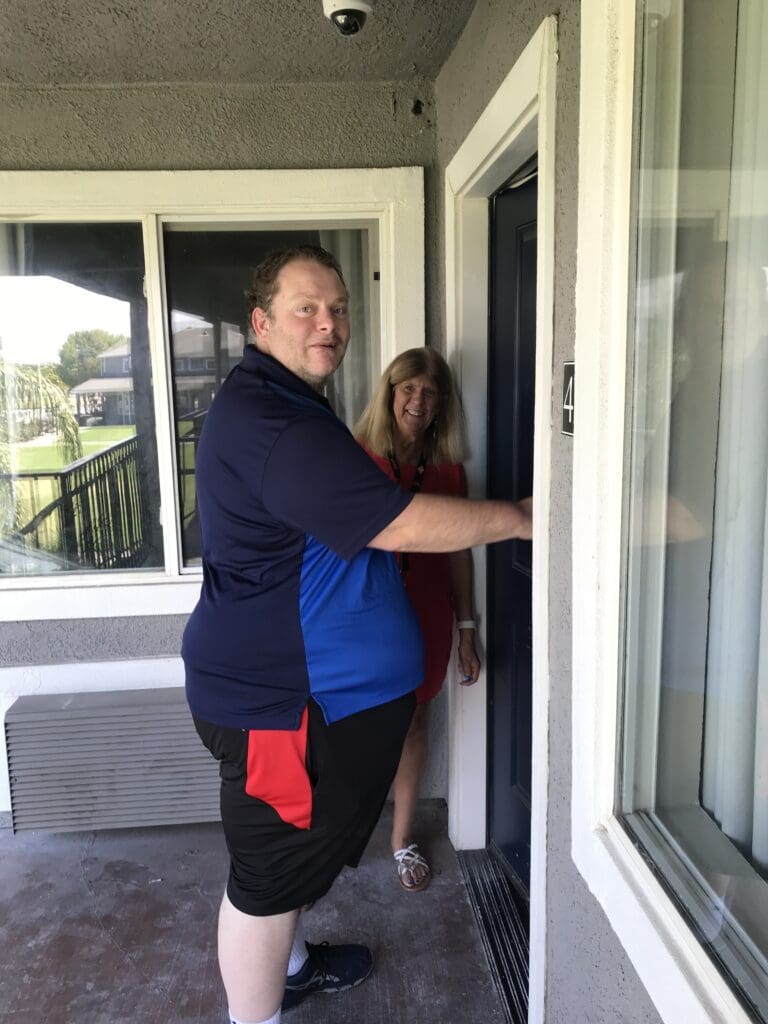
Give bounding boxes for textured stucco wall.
[0,75,449,799]
[435,3,663,1022]
[0,80,435,171]
[0,616,188,666]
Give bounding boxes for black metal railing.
[5,436,152,570]
[178,436,199,532]
[176,410,207,564]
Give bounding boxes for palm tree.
[0,358,82,534]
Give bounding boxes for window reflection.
[0,223,163,575]
[621,2,768,1016]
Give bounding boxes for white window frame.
[0,167,424,621]
[573,3,756,1022]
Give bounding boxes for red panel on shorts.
[244,706,312,830]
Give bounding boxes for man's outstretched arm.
[368,494,532,553]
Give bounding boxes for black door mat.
[458,849,529,1024]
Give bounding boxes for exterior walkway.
[0,800,507,1024]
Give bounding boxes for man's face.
[251,259,350,391]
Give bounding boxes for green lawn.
[13,425,136,473]
[81,425,136,446]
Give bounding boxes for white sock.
[287,913,309,976]
[228,1010,280,1024]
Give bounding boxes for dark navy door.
[487,173,536,892]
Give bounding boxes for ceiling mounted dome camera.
[322,0,373,36]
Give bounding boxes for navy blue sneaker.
[281,940,373,1012]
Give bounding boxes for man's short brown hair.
[245,245,347,316]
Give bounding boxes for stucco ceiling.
[0,0,477,85]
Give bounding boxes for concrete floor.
[0,800,507,1024]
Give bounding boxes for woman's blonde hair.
[354,347,466,463]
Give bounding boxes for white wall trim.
[1,578,202,620]
[572,4,753,1022]
[444,17,557,1024]
[0,167,424,621]
[0,656,184,813]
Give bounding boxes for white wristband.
[457,619,476,630]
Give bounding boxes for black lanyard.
[387,450,427,575]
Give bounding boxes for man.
[183,245,531,1024]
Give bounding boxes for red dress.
[365,451,467,703]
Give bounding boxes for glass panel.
[620,2,768,1018]
[163,224,376,568]
[0,223,164,576]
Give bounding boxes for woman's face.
[392,374,440,446]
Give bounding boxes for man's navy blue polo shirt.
[182,345,424,730]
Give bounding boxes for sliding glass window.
[0,220,377,578]
[620,2,768,1019]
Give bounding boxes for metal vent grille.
[5,687,220,833]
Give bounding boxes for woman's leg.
[391,702,430,886]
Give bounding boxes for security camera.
[323,0,373,36]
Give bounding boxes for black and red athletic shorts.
[193,692,415,916]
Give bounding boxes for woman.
[354,348,480,892]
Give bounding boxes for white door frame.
[444,17,557,1024]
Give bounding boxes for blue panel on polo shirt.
[299,534,424,723]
